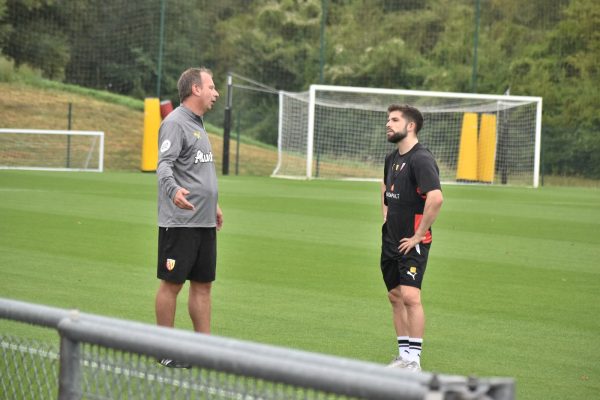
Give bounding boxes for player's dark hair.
[178,67,213,103]
[387,104,424,134]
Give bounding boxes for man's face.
[195,72,219,113]
[386,111,410,143]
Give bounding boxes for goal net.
[272,85,542,187]
[0,129,104,172]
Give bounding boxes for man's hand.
[398,235,425,255]
[216,204,223,231]
[173,188,195,210]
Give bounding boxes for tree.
[214,0,323,144]
[546,0,600,177]
[216,0,322,91]
[3,0,71,79]
[324,0,435,88]
[507,0,600,178]
[0,0,10,49]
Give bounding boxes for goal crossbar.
[310,84,543,103]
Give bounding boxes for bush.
[0,55,44,83]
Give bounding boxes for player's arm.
[381,153,390,222]
[398,153,443,254]
[381,181,388,222]
[398,189,443,254]
[157,123,194,210]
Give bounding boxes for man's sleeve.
[414,152,441,194]
[157,121,183,200]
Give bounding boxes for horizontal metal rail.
[0,297,514,400]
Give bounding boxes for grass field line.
[1,340,59,360]
[0,188,48,192]
[80,359,233,397]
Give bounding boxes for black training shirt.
[383,143,441,245]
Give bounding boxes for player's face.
[386,111,410,143]
[194,72,219,113]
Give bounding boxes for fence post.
[58,314,82,400]
[66,102,72,168]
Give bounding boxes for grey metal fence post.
[58,316,82,400]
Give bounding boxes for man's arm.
[381,181,388,222]
[157,122,184,202]
[156,122,196,211]
[398,189,443,254]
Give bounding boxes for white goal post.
[272,85,542,187]
[0,129,104,172]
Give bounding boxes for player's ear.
[192,83,202,96]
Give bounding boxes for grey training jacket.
[156,105,218,227]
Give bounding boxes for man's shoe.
[158,358,192,369]
[405,361,422,372]
[386,356,410,368]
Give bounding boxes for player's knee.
[402,291,421,308]
[190,281,212,296]
[159,280,184,296]
[387,288,402,305]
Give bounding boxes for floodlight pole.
[156,0,166,98]
[222,73,233,175]
[319,0,327,84]
[471,0,480,93]
[315,0,328,178]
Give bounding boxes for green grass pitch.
[1,170,599,399]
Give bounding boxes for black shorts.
[157,227,216,284]
[381,224,430,291]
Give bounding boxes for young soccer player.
[380,104,443,372]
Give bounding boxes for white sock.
[397,336,410,359]
[408,338,423,363]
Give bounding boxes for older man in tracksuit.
[155,67,222,368]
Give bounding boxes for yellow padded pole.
[477,114,497,183]
[456,113,478,181]
[141,98,161,172]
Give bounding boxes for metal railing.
[0,298,515,399]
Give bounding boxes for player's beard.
[387,126,408,143]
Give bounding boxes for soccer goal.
[0,129,104,172]
[272,85,542,187]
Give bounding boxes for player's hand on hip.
[398,236,422,255]
[174,188,195,210]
